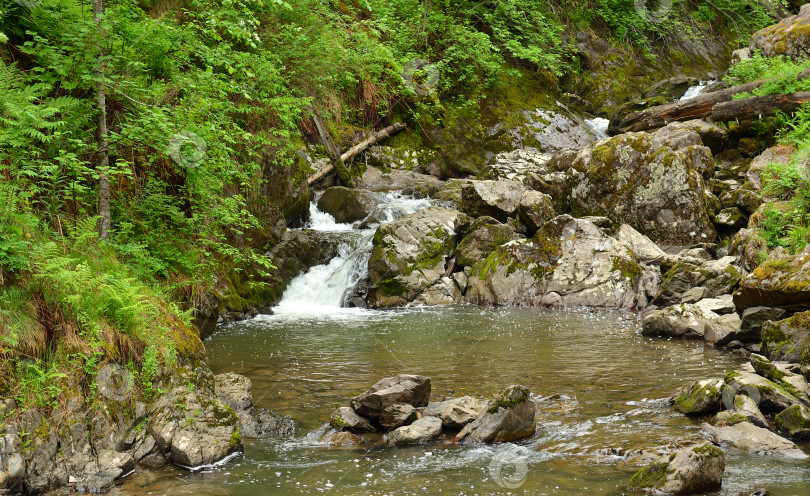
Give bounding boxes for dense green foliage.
[725,53,810,254]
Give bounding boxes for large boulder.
[653,257,742,307]
[701,421,808,459]
[750,4,810,60]
[740,306,787,342]
[516,191,555,236]
[673,379,724,415]
[214,373,252,412]
[379,403,418,430]
[148,385,242,468]
[330,407,375,434]
[349,375,431,420]
[384,416,443,446]
[455,220,521,268]
[569,129,716,244]
[466,216,660,309]
[761,310,810,365]
[485,149,552,181]
[358,166,445,197]
[614,224,666,264]
[628,444,724,495]
[316,187,379,224]
[734,254,810,313]
[460,180,526,222]
[367,208,468,306]
[775,404,810,440]
[724,370,801,414]
[438,397,488,430]
[704,312,743,346]
[641,304,719,340]
[453,385,536,444]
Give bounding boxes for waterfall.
[680,81,714,101]
[585,117,610,138]
[272,192,432,316]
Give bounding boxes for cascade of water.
[584,117,610,138]
[680,81,714,101]
[272,192,432,315]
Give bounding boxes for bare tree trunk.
[94,0,110,239]
[710,91,810,122]
[310,109,353,187]
[307,122,407,186]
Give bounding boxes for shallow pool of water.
[112,307,810,495]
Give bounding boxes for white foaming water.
[271,192,433,317]
[584,117,610,138]
[680,81,715,101]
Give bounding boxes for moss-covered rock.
[627,444,724,495]
[466,215,660,309]
[453,385,536,444]
[456,222,521,268]
[761,310,810,365]
[734,254,810,313]
[460,180,526,222]
[569,129,716,244]
[775,404,810,440]
[674,379,724,415]
[652,256,742,307]
[316,187,379,224]
[750,4,810,60]
[367,207,468,306]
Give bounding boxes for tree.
[93,0,110,239]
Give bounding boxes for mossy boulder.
[642,304,719,340]
[652,257,742,307]
[516,190,555,237]
[466,216,660,309]
[674,379,724,415]
[719,189,763,216]
[367,208,468,306]
[775,404,810,439]
[628,444,724,495]
[460,180,526,222]
[453,385,536,444]
[329,407,375,434]
[316,187,379,224]
[569,129,716,244]
[734,253,810,313]
[456,222,521,268]
[714,207,746,230]
[724,370,801,414]
[729,228,768,272]
[761,310,810,365]
[750,4,810,60]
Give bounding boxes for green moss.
[692,445,723,457]
[487,385,530,414]
[377,278,408,298]
[612,256,643,282]
[229,426,242,449]
[628,462,668,491]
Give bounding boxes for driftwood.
[307,122,407,186]
[710,91,810,122]
[615,69,810,133]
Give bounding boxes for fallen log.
[307,122,407,186]
[615,69,810,133]
[310,110,353,187]
[710,91,810,122]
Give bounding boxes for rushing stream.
[112,195,810,495]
